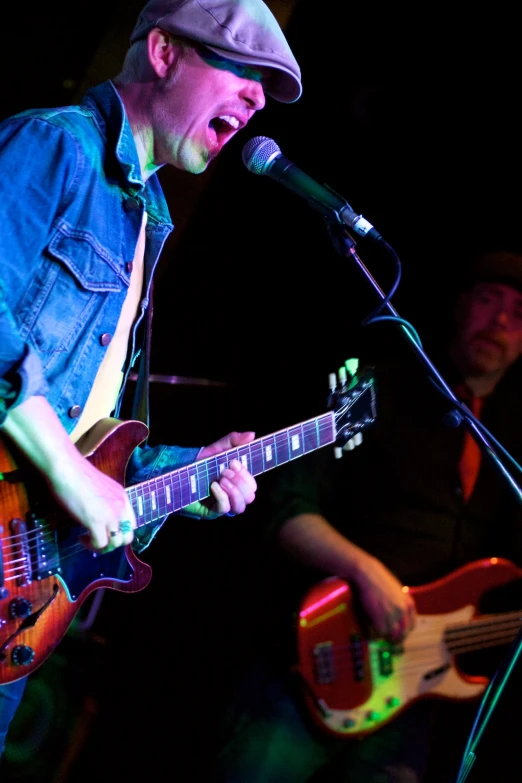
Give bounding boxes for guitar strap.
[131,279,153,430]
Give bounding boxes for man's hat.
[130,0,302,103]
[468,250,522,294]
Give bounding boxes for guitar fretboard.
[126,411,336,528]
[444,611,522,654]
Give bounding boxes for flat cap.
[130,0,302,103]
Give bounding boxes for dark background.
[2,1,522,781]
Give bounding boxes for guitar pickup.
[9,514,60,586]
[313,641,335,684]
[377,644,394,677]
[350,634,366,682]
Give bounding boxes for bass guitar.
[295,557,522,738]
[0,365,376,684]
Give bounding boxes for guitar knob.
[11,645,36,667]
[9,597,33,619]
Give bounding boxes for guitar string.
[311,620,522,661]
[305,623,522,679]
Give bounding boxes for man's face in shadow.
[454,282,522,377]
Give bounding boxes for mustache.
[474,331,508,349]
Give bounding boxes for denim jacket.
[0,80,201,550]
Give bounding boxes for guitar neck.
[445,610,522,655]
[126,411,336,529]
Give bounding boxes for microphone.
[242,136,382,243]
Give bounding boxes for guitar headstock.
[327,359,377,456]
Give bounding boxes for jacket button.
[100,333,112,346]
[124,197,140,212]
[69,405,82,419]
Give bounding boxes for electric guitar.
[0,365,377,685]
[294,557,522,739]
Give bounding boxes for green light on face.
[198,47,264,83]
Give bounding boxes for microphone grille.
[242,136,281,175]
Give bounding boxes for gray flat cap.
[130,0,302,103]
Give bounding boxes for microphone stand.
[327,223,522,783]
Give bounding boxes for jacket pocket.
[18,223,124,362]
[49,223,126,290]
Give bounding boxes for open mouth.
[208,114,241,148]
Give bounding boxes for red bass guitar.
[295,557,522,738]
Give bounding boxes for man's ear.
[147,28,180,77]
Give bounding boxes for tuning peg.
[334,446,344,459]
[345,358,359,378]
[343,432,363,451]
[329,368,348,392]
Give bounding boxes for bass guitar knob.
[11,645,36,667]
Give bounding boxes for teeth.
[218,114,240,129]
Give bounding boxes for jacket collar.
[81,80,173,228]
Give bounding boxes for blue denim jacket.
[0,80,201,550]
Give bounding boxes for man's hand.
[183,431,257,519]
[49,449,137,552]
[352,553,417,643]
[278,513,416,644]
[1,396,136,552]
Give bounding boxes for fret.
[139,488,153,523]
[273,431,290,466]
[245,440,264,474]
[195,459,212,500]
[302,419,321,453]
[237,444,253,473]
[129,484,146,527]
[180,464,197,507]
[136,491,144,519]
[287,424,305,459]
[216,454,231,477]
[154,477,169,518]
